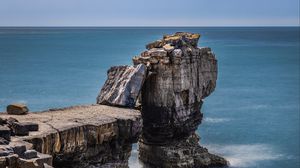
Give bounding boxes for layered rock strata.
[97,64,147,108]
[134,32,227,167]
[0,105,142,168]
[97,32,227,167]
[139,133,227,168]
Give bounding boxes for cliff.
[0,105,141,168]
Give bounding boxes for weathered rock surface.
[136,33,217,144]
[139,133,227,168]
[0,116,39,141]
[0,104,142,168]
[22,122,39,131]
[0,126,11,141]
[23,149,38,159]
[7,104,29,115]
[9,121,30,136]
[0,140,52,168]
[97,64,147,108]
[134,32,227,167]
[95,32,227,167]
[0,137,9,145]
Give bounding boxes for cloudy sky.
[0,0,299,26]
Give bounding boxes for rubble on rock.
[0,105,142,168]
[0,109,48,168]
[0,140,52,168]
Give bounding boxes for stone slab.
[97,64,147,107]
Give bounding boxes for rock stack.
[135,32,227,168]
[97,32,228,167]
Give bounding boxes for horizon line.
[0,25,299,28]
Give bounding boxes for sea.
[0,27,299,168]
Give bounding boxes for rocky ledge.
[0,105,142,168]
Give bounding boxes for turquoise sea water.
[0,27,299,168]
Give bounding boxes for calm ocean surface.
[0,27,299,168]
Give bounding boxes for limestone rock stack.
[135,32,227,168]
[134,33,217,144]
[97,32,228,168]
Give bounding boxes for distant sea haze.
[0,27,299,168]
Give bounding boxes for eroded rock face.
[135,32,227,167]
[139,133,227,168]
[97,64,147,108]
[0,105,142,168]
[96,32,227,167]
[136,33,217,144]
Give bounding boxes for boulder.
[146,40,165,50]
[147,48,167,57]
[0,126,11,141]
[6,104,29,115]
[0,146,14,157]
[8,122,29,136]
[23,150,38,159]
[0,137,9,145]
[18,152,53,168]
[21,122,39,131]
[163,44,175,53]
[0,117,7,125]
[97,64,147,107]
[9,142,27,156]
[0,148,12,157]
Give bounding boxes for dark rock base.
[139,133,228,168]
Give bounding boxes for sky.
[0,0,299,26]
